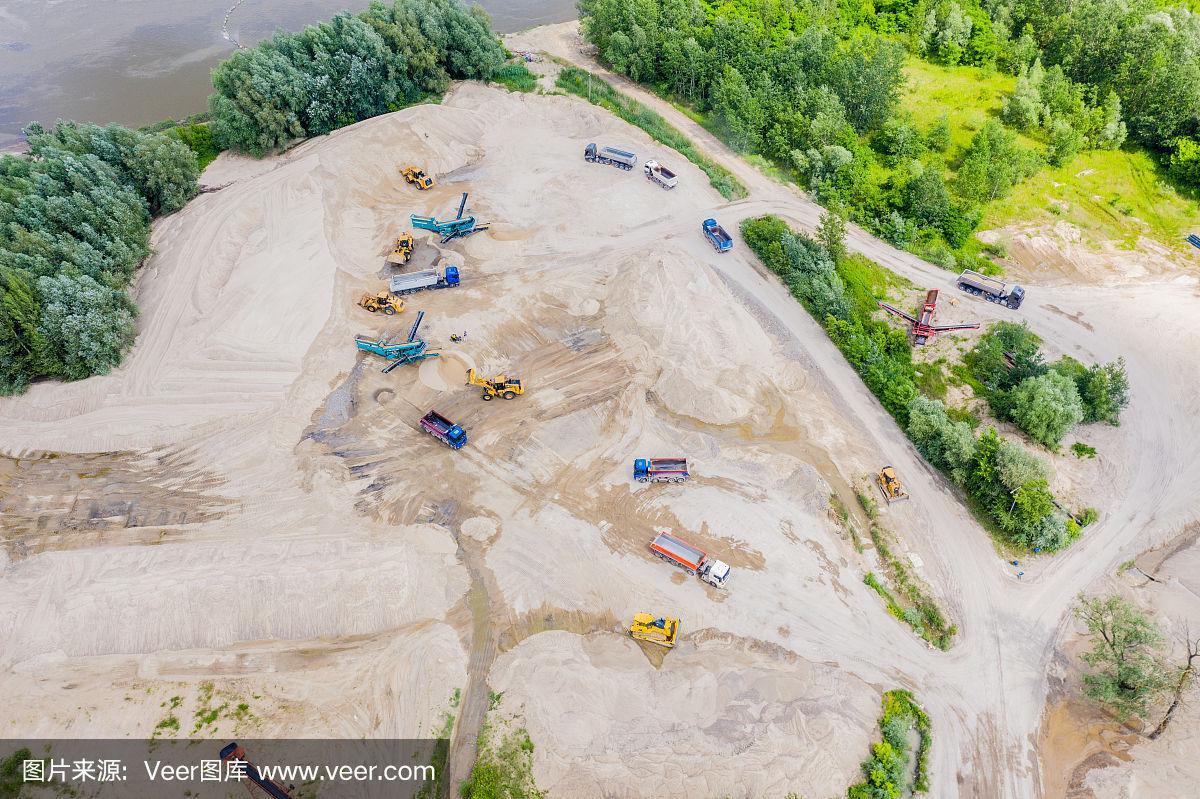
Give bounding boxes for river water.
[0,0,576,147]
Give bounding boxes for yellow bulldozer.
[630,613,679,649]
[466,368,524,401]
[357,291,405,316]
[385,233,415,267]
[401,166,434,190]
[876,466,910,504]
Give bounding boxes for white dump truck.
[643,160,678,189]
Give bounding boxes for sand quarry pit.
[0,82,894,793]
[3,70,1200,796]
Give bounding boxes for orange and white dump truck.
[649,531,731,588]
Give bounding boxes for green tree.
[35,274,137,380]
[818,208,848,264]
[1007,371,1084,446]
[954,122,1040,203]
[926,116,952,152]
[24,121,199,215]
[0,267,50,394]
[920,1,974,65]
[1046,117,1085,167]
[1075,594,1172,721]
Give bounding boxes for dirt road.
[508,22,1200,798]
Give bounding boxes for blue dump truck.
[702,218,733,252]
[633,457,689,483]
[219,743,294,799]
[421,410,467,449]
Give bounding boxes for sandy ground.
[0,22,1198,799]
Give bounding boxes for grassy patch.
[459,721,542,799]
[981,147,1199,250]
[491,63,538,93]
[830,494,864,553]
[900,57,1032,154]
[867,526,957,651]
[839,253,911,319]
[914,359,950,401]
[1071,441,1097,459]
[848,689,932,796]
[554,65,747,200]
[855,489,879,521]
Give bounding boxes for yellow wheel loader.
[630,613,679,649]
[876,466,910,504]
[385,233,415,266]
[401,166,434,190]
[466,368,523,401]
[357,291,405,316]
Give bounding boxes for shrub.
[1007,371,1085,447]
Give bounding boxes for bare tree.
[1148,624,1200,740]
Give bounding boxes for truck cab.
[700,559,731,589]
[1007,285,1025,309]
[445,425,467,448]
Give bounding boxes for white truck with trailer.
[956,269,1025,309]
[649,531,730,589]
[584,143,637,171]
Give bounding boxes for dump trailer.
[630,613,679,648]
[702,218,733,252]
[633,457,689,483]
[649,531,731,588]
[584,143,637,170]
[420,410,467,450]
[957,269,1025,309]
[643,160,678,189]
[220,743,294,799]
[389,266,460,295]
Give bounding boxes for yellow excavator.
[357,291,405,316]
[466,368,524,401]
[401,166,434,190]
[630,613,679,648]
[876,466,910,504]
[385,233,415,266]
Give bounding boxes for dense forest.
[0,123,199,394]
[0,0,506,395]
[209,0,507,155]
[580,0,1200,267]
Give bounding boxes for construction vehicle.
[219,742,295,799]
[466,368,523,401]
[357,290,405,315]
[649,531,731,588]
[411,192,490,243]
[1187,233,1200,251]
[878,289,980,345]
[630,613,679,648]
[390,266,460,295]
[643,159,678,189]
[584,143,637,170]
[957,269,1025,309]
[355,310,438,374]
[420,409,467,449]
[702,218,733,252]
[401,165,434,190]
[876,466,910,504]
[633,458,689,483]
[385,233,415,266]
